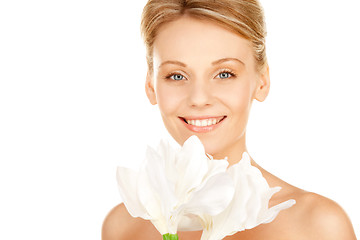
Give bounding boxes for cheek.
[155,83,184,116]
[234,91,252,114]
[218,81,253,114]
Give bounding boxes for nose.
[187,80,213,108]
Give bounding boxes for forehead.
[153,16,254,67]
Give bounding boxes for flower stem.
[162,233,179,240]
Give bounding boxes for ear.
[145,71,157,105]
[254,64,270,102]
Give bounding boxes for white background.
[0,0,359,239]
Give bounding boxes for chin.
[192,134,227,158]
[168,125,239,159]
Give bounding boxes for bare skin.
[102,16,356,239]
[102,160,356,239]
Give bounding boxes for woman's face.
[146,16,269,159]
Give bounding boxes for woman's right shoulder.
[101,203,135,240]
[102,203,161,240]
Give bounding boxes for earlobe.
[145,72,157,105]
[255,65,270,102]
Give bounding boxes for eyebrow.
[212,57,245,66]
[158,60,187,68]
[158,57,244,69]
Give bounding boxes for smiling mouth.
[179,116,227,127]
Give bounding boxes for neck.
[211,133,249,166]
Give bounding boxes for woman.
[102,0,356,239]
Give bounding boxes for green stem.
[162,233,179,240]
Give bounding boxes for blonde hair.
[141,0,267,73]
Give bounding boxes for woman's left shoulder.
[292,191,356,239]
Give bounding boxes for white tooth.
[200,120,207,126]
[187,118,222,126]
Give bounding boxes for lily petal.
[144,146,177,213]
[200,152,296,240]
[204,158,229,180]
[185,172,234,216]
[157,139,178,184]
[175,136,209,200]
[116,167,149,219]
[178,214,203,231]
[117,136,241,236]
[137,166,171,234]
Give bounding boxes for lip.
[181,115,225,121]
[179,115,226,133]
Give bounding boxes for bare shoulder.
[257,168,356,239]
[293,191,356,239]
[101,203,131,240]
[102,203,160,240]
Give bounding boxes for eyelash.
[217,69,236,79]
[164,69,236,81]
[165,72,185,81]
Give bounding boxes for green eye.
[170,74,184,81]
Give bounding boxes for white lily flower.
[200,152,296,240]
[116,135,235,235]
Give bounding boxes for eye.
[168,73,185,81]
[219,72,231,79]
[216,71,235,79]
